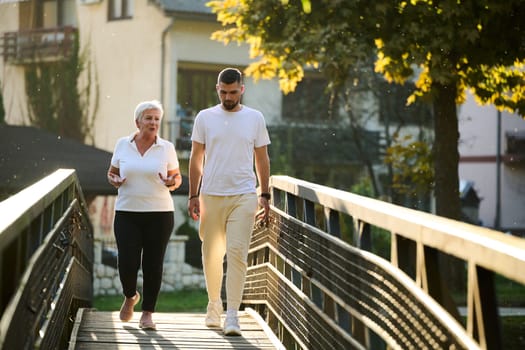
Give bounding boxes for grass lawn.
[93,288,208,313]
[502,316,525,350]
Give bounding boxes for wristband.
[189,194,199,200]
[259,192,271,200]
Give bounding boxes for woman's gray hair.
[134,100,164,122]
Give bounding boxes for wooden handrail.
[242,175,525,350]
[269,175,525,284]
[0,169,93,350]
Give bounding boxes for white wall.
[458,92,525,231]
[168,20,282,125]
[77,0,172,151]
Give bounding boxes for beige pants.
[199,193,258,310]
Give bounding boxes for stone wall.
[93,234,205,296]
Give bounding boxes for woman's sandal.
[138,320,157,330]
[119,291,140,322]
[139,311,157,330]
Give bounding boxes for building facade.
[1,0,523,238]
[458,93,525,234]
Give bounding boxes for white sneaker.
[223,313,241,336]
[205,300,223,327]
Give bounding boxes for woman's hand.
[158,172,182,190]
[108,172,126,188]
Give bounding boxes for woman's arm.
[159,168,182,191]
[107,165,126,188]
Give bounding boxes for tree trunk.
[430,82,465,312]
[432,83,461,220]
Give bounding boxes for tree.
[208,0,525,221]
[24,37,98,143]
[18,0,99,144]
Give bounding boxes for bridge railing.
[243,175,525,350]
[0,169,93,350]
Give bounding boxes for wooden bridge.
[1,169,524,349]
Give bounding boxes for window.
[108,0,133,21]
[506,131,525,155]
[281,77,335,123]
[21,0,77,29]
[377,81,432,127]
[177,67,219,118]
[174,66,220,149]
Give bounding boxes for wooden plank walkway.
[68,308,283,349]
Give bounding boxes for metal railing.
[1,26,77,64]
[2,171,523,349]
[243,175,525,349]
[0,169,93,350]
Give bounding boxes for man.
[187,68,271,336]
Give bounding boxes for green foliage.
[93,289,208,312]
[501,317,525,350]
[208,0,525,220]
[267,124,379,190]
[374,0,525,115]
[209,0,525,113]
[268,124,380,166]
[350,176,374,198]
[24,34,98,142]
[384,134,434,197]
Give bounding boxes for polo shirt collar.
[128,132,159,145]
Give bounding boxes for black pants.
[114,211,174,312]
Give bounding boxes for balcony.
[1,26,77,64]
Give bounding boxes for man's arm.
[254,145,270,193]
[187,141,205,220]
[254,145,270,222]
[107,165,126,188]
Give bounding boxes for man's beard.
[222,100,239,111]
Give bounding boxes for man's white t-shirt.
[191,104,271,196]
[111,133,179,211]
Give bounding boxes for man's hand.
[256,196,270,226]
[188,196,200,221]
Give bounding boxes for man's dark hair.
[218,68,243,84]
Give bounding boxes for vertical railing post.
[271,187,281,209]
[424,247,461,322]
[393,234,417,280]
[285,193,297,217]
[467,264,501,350]
[353,218,371,251]
[303,199,315,225]
[324,207,340,237]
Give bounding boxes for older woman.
[107,100,182,330]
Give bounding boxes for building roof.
[0,124,189,199]
[459,179,480,205]
[153,0,214,20]
[0,124,115,198]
